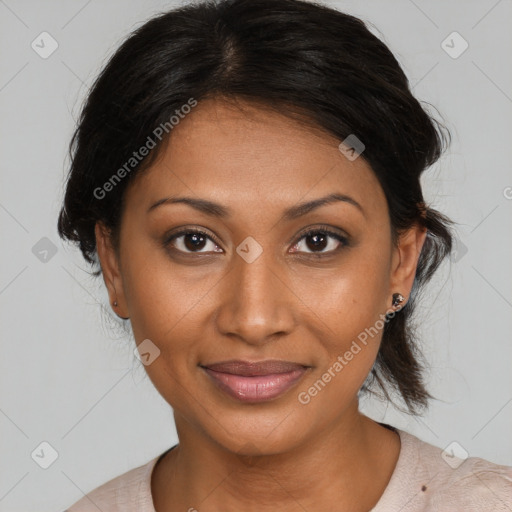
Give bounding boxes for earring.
[113,300,118,307]
[392,293,405,308]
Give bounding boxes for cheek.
[291,240,391,395]
[296,239,392,340]
[121,235,216,337]
[293,273,387,418]
[122,254,212,406]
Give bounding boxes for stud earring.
[392,293,405,308]
[113,300,118,307]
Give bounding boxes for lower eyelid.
[167,233,221,252]
[164,229,349,255]
[291,232,347,253]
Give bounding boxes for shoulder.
[442,455,512,510]
[396,430,512,511]
[63,455,160,512]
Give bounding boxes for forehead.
[124,98,387,220]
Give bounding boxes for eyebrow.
[147,192,365,220]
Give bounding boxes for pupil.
[307,232,327,251]
[185,233,206,251]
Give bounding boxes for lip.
[200,360,310,403]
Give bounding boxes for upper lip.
[200,360,308,376]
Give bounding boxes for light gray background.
[1,0,511,510]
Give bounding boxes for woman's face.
[97,98,425,454]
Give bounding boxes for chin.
[197,405,311,457]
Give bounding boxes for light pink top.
[64,428,512,511]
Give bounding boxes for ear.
[389,223,428,307]
[95,222,129,319]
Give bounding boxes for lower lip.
[202,367,308,403]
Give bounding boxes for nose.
[214,243,297,347]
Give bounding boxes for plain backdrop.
[1,0,511,510]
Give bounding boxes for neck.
[151,406,400,512]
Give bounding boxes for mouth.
[199,360,310,403]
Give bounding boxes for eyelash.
[163,225,349,258]
[293,226,349,255]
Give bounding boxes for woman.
[59,0,512,510]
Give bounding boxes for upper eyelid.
[290,228,348,252]
[166,227,221,246]
[166,226,347,252]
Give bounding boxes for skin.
[95,97,427,511]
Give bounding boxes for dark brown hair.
[58,0,453,414]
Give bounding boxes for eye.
[164,228,223,254]
[290,226,349,255]
[163,225,349,257]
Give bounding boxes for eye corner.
[290,225,350,257]
[162,227,224,256]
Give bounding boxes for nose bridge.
[215,239,295,344]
